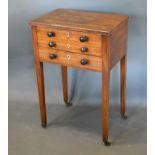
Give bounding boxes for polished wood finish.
[31,9,128,145]
[61,66,68,105]
[109,20,128,69]
[39,48,102,72]
[31,9,128,35]
[37,27,102,57]
[102,37,110,145]
[32,26,47,127]
[120,55,127,116]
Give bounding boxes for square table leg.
[35,61,47,128]
[120,55,127,119]
[32,26,47,128]
[102,70,111,146]
[61,66,71,106]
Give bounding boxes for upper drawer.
[37,27,102,57]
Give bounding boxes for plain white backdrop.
[0,0,8,154]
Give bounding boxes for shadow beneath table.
[47,103,147,146]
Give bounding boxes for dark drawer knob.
[47,32,55,37]
[80,59,88,65]
[80,36,88,42]
[81,47,88,52]
[48,42,56,47]
[49,53,57,59]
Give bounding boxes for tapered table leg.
[102,71,111,146]
[35,61,47,128]
[120,55,127,119]
[61,66,71,106]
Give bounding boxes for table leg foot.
[41,123,47,128]
[121,113,128,120]
[103,140,111,146]
[65,102,72,107]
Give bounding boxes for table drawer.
[37,27,102,57]
[39,49,102,72]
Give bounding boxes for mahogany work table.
[31,9,128,146]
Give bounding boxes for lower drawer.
[39,49,102,72]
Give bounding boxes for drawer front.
[39,49,102,72]
[37,27,102,57]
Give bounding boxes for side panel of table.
[109,19,128,116]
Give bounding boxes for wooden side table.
[30,9,128,145]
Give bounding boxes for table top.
[31,9,128,35]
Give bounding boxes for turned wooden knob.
[48,42,56,47]
[47,32,55,37]
[49,53,57,59]
[80,59,88,65]
[80,36,88,42]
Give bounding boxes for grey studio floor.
[9,101,146,155]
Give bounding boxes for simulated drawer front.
[37,27,102,57]
[39,49,102,72]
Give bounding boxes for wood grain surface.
[39,48,102,72]
[61,66,68,105]
[31,9,128,35]
[109,19,128,69]
[32,26,47,127]
[31,9,129,144]
[37,27,103,57]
